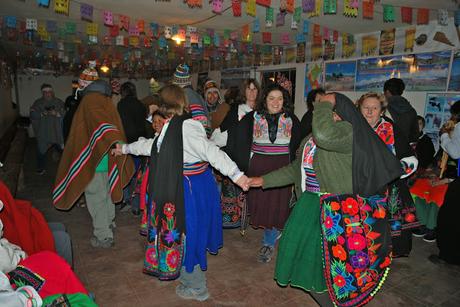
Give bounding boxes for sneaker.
[175,284,209,301]
[90,236,114,248]
[36,169,46,175]
[412,227,427,238]
[258,245,275,263]
[423,231,436,243]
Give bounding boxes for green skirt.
[274,191,327,293]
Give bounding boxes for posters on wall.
[379,29,395,55]
[355,51,450,92]
[324,61,356,91]
[424,93,460,148]
[305,62,323,97]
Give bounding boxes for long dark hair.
[120,82,137,99]
[240,78,261,105]
[451,100,460,123]
[256,83,293,116]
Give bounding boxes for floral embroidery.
[320,194,392,307]
[143,200,185,280]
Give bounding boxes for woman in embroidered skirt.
[113,84,249,301]
[358,93,420,257]
[248,93,402,306]
[211,79,260,230]
[226,83,301,263]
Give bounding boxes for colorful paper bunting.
[286,0,295,14]
[256,0,271,7]
[401,7,413,24]
[266,7,274,27]
[80,3,93,22]
[308,0,321,17]
[110,25,119,37]
[303,0,315,13]
[362,1,374,19]
[120,15,130,31]
[262,32,272,43]
[294,7,302,22]
[276,12,285,27]
[6,16,17,28]
[26,19,38,31]
[86,23,98,36]
[65,22,76,34]
[296,33,306,43]
[324,0,337,15]
[116,35,124,46]
[129,25,139,37]
[253,18,260,33]
[333,30,338,42]
[137,20,145,33]
[150,23,159,37]
[291,15,298,30]
[37,0,50,7]
[232,0,242,17]
[164,26,172,39]
[212,0,224,14]
[214,33,220,46]
[417,8,429,25]
[46,20,57,32]
[281,33,290,45]
[54,0,69,15]
[343,0,358,18]
[203,34,211,46]
[383,5,395,23]
[129,36,139,47]
[185,0,203,8]
[190,32,199,44]
[247,0,256,17]
[103,11,114,26]
[303,20,309,34]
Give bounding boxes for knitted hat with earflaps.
[172,64,191,87]
[78,61,99,90]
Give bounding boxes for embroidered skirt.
[143,166,222,279]
[247,153,292,229]
[219,173,245,229]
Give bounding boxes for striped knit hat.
[78,60,99,90]
[172,64,191,87]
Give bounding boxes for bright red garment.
[0,181,55,255]
[10,251,88,298]
[410,178,448,207]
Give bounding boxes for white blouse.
[122,118,243,182]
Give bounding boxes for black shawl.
[220,103,239,132]
[149,113,191,235]
[225,111,302,173]
[334,93,402,197]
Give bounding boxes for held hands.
[235,176,265,191]
[111,143,124,157]
[235,175,250,191]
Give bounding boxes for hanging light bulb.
[100,64,110,73]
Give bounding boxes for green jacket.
[262,102,353,200]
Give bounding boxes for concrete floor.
[15,139,460,307]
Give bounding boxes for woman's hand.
[111,143,124,157]
[248,177,264,188]
[235,175,250,191]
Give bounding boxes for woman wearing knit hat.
[172,64,211,136]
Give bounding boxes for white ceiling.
[1,0,458,42]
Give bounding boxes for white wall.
[0,84,18,138]
[16,74,150,117]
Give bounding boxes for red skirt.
[247,153,292,229]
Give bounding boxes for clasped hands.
[234,176,264,192]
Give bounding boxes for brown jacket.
[210,102,231,130]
